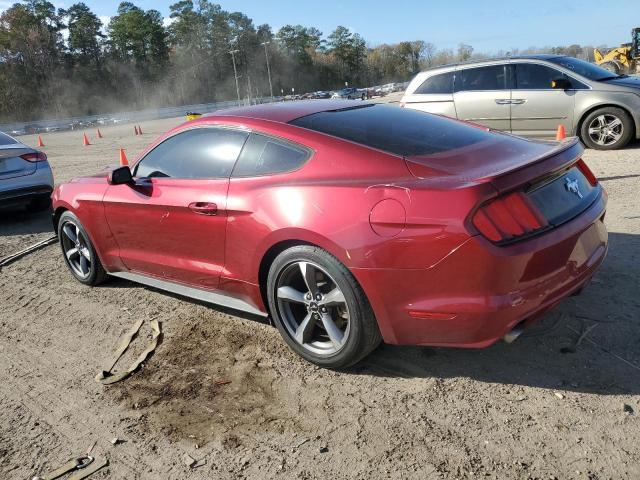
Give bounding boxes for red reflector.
[20,152,47,162]
[576,158,597,186]
[408,311,457,320]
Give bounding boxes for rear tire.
[267,245,381,369]
[579,106,633,150]
[58,211,107,286]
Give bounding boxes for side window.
[134,127,248,179]
[232,133,311,177]
[455,65,507,92]
[414,72,454,94]
[515,63,567,89]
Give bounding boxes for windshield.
[547,56,622,81]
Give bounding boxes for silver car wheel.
[588,114,623,146]
[275,261,350,356]
[61,221,92,279]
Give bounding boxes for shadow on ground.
[0,205,53,237]
[100,231,640,398]
[2,202,637,398]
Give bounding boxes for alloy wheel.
[588,114,623,146]
[275,261,350,356]
[60,221,92,279]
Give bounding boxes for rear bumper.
[353,191,608,347]
[0,184,53,206]
[0,162,54,207]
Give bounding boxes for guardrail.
[0,96,283,136]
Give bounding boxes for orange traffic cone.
[134,125,139,136]
[82,133,91,146]
[97,128,103,139]
[37,135,44,147]
[119,148,129,166]
[137,125,143,135]
[556,124,566,141]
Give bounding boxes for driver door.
[103,126,249,289]
[510,62,579,138]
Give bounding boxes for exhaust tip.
[503,325,525,344]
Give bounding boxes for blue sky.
[0,0,636,52]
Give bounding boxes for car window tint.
[456,65,507,91]
[135,127,248,179]
[515,63,566,89]
[415,72,454,94]
[515,63,588,90]
[233,133,310,177]
[0,132,18,145]
[290,104,493,157]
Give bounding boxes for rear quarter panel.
[574,90,640,137]
[402,71,458,118]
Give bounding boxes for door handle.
[188,202,218,215]
[511,99,527,105]
[494,99,511,105]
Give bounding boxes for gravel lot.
[1,99,639,479]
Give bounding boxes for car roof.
[420,54,565,73]
[208,99,360,124]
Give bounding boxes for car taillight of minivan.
[20,152,47,162]
[472,191,549,242]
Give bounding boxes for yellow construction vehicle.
[594,28,640,74]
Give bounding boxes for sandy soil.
[1,100,639,479]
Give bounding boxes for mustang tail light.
[472,191,548,243]
[20,152,47,162]
[576,158,597,186]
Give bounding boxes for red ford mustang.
[52,101,608,368]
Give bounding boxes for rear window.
[289,104,492,157]
[232,133,311,177]
[455,65,507,91]
[415,72,454,94]
[0,132,18,145]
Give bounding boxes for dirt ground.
[1,97,639,479]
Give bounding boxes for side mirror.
[108,165,133,185]
[551,78,572,90]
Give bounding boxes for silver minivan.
[401,54,640,150]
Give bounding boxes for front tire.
[267,246,381,368]
[58,211,107,285]
[580,106,633,150]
